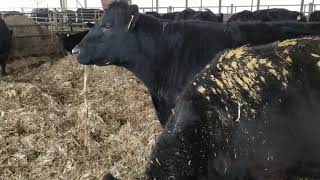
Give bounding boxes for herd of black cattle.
[57,7,320,54]
[2,2,320,179]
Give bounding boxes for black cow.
[174,8,197,20]
[56,22,94,53]
[191,10,224,22]
[73,1,320,126]
[309,11,320,22]
[0,17,12,76]
[253,8,307,22]
[146,11,178,20]
[31,8,53,22]
[161,12,179,20]
[110,37,320,179]
[147,37,320,179]
[227,10,255,22]
[145,11,161,18]
[174,8,223,22]
[56,31,89,53]
[228,8,306,23]
[147,9,223,22]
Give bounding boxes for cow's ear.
[128,4,139,31]
[129,4,139,15]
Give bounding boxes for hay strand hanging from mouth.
[82,65,90,156]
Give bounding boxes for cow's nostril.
[72,47,80,55]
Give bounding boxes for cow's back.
[309,11,320,22]
[253,8,306,22]
[227,10,255,22]
[147,37,320,179]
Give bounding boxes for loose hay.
[0,55,161,179]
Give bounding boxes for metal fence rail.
[1,2,319,15]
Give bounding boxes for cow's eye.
[106,24,112,29]
[102,23,112,31]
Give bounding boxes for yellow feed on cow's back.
[231,62,238,69]
[204,39,296,120]
[215,79,225,89]
[197,86,206,94]
[193,38,316,123]
[278,39,298,47]
[285,56,293,63]
[246,57,258,70]
[259,59,268,65]
[224,46,247,59]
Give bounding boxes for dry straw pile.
[0,56,161,179]
[4,16,57,58]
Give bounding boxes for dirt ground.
[0,56,161,180]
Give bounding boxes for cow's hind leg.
[0,54,7,76]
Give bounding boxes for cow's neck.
[121,17,179,125]
[124,19,233,125]
[123,53,178,125]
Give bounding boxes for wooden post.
[251,0,254,12]
[84,0,87,8]
[60,0,63,11]
[60,0,68,11]
[152,0,154,11]
[186,0,188,9]
[200,0,203,11]
[53,8,58,32]
[257,0,260,10]
[308,2,314,16]
[231,4,234,15]
[156,0,159,12]
[300,0,305,13]
[218,0,222,14]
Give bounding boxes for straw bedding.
[0,56,161,179]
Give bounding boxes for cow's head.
[72,1,140,66]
